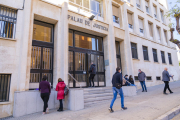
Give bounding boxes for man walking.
[138,69,147,92]
[89,62,96,87]
[162,67,174,95]
[109,67,127,113]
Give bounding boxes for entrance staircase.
[83,87,114,108]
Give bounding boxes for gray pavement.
[7,81,180,120]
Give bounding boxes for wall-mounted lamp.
[89,15,95,20]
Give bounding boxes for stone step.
[84,93,113,99]
[84,95,113,103]
[83,87,112,92]
[84,90,112,95]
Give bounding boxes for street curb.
[155,105,180,120]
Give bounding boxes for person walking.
[109,67,127,113]
[56,78,66,111]
[89,62,96,87]
[39,75,51,115]
[138,69,147,92]
[162,67,174,95]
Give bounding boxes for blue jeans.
[140,81,147,91]
[110,87,124,108]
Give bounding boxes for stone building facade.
[0,0,180,118]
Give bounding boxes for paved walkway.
[7,81,180,120]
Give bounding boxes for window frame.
[168,53,172,65]
[131,42,138,59]
[152,48,158,62]
[142,46,149,61]
[161,51,166,64]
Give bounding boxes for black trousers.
[59,99,63,110]
[89,74,95,87]
[41,93,50,112]
[164,81,172,93]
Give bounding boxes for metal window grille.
[136,3,140,8]
[131,43,138,59]
[156,77,161,80]
[146,6,149,13]
[146,76,152,80]
[0,6,17,39]
[161,51,166,63]
[168,53,172,65]
[143,46,149,60]
[152,49,158,62]
[113,15,119,24]
[129,24,133,29]
[0,74,11,102]
[140,28,144,33]
[154,14,157,18]
[134,76,139,80]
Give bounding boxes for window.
[128,13,133,29]
[112,5,119,24]
[91,0,103,17]
[139,18,144,34]
[161,51,166,63]
[0,6,17,39]
[164,30,167,44]
[153,5,157,18]
[131,43,138,59]
[168,53,172,65]
[156,76,161,80]
[136,0,141,8]
[0,74,11,102]
[134,76,139,80]
[148,22,153,38]
[152,49,158,62]
[143,46,149,60]
[146,76,152,80]
[69,30,73,46]
[160,10,164,22]
[145,0,149,13]
[127,0,130,3]
[157,27,161,42]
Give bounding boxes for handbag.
[64,85,69,96]
[115,75,122,89]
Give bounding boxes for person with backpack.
[89,62,96,87]
[55,78,66,112]
[109,67,127,113]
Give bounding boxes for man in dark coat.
[109,67,127,113]
[162,67,174,95]
[89,62,96,87]
[138,69,147,92]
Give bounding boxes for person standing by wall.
[56,78,66,111]
[162,67,174,95]
[39,75,51,115]
[89,62,96,87]
[138,69,147,92]
[109,67,127,113]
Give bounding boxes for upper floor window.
[138,18,144,34]
[152,49,158,62]
[131,42,138,59]
[160,10,164,22]
[156,27,161,42]
[148,22,153,38]
[0,6,17,39]
[161,51,166,63]
[112,5,119,24]
[142,46,149,60]
[69,0,103,17]
[136,0,141,8]
[145,0,149,13]
[127,12,133,29]
[164,30,168,45]
[168,53,172,65]
[153,5,157,18]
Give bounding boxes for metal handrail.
[68,73,82,88]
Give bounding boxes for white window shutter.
[136,0,140,4]
[139,18,143,29]
[149,23,153,37]
[112,5,119,17]
[145,1,148,6]
[128,13,133,25]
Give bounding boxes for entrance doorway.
[30,20,54,89]
[68,30,105,88]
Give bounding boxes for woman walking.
[39,75,51,115]
[56,78,66,112]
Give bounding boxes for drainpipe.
[18,0,25,10]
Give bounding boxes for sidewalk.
[7,81,180,120]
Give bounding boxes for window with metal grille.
[161,51,166,63]
[156,76,161,80]
[143,46,149,60]
[131,43,138,59]
[0,74,11,102]
[146,76,151,80]
[0,6,17,39]
[152,48,158,62]
[134,76,139,81]
[168,53,172,65]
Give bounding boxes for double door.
[68,50,105,88]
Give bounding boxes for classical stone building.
[0,0,180,118]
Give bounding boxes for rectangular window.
[148,22,153,37]
[157,27,161,42]
[91,0,103,17]
[69,30,73,46]
[134,76,139,80]
[131,43,138,59]
[136,0,141,8]
[139,18,144,33]
[153,6,157,18]
[128,13,133,29]
[156,76,161,80]
[0,74,11,102]
[160,10,164,22]
[152,48,158,62]
[164,30,167,44]
[145,1,149,13]
[143,46,149,60]
[112,5,119,24]
[146,76,152,80]
[161,51,166,63]
[168,53,172,65]
[0,6,17,39]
